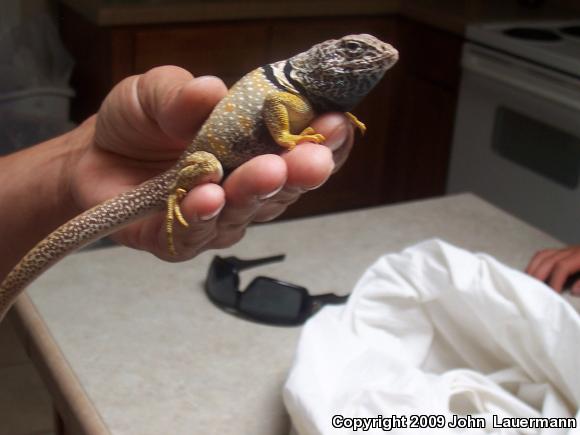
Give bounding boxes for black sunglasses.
[205,254,349,326]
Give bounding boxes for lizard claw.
[164,151,223,256]
[298,127,326,144]
[300,127,316,135]
[297,133,326,144]
[166,188,189,256]
[278,131,326,150]
[173,188,189,228]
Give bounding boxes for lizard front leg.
[166,151,223,255]
[263,92,326,150]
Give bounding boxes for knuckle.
[211,229,246,249]
[220,221,247,232]
[144,65,191,79]
[553,260,573,275]
[226,229,246,245]
[537,249,555,257]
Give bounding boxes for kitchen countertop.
[9,193,576,435]
[59,0,578,34]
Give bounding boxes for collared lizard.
[0,34,398,321]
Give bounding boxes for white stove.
[448,19,580,243]
[467,21,580,78]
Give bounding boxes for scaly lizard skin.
[0,34,398,321]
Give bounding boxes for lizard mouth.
[348,46,399,72]
[380,45,399,67]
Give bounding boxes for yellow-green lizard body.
[0,34,398,321]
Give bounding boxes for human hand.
[68,66,354,261]
[525,246,580,294]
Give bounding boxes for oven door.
[447,43,580,243]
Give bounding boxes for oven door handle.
[462,44,580,112]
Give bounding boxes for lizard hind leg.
[166,151,223,256]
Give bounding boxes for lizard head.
[288,34,398,112]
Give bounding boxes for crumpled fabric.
[284,239,580,434]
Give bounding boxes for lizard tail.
[0,170,175,321]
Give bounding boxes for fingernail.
[305,178,329,191]
[325,124,351,151]
[200,203,224,221]
[257,185,283,200]
[194,75,220,83]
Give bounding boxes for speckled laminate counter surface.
[10,193,576,435]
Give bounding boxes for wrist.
[0,117,95,278]
[58,116,97,216]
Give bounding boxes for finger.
[526,249,567,280]
[221,154,287,210]
[139,69,227,148]
[210,155,287,248]
[311,113,354,152]
[98,68,227,161]
[114,183,225,261]
[160,182,225,261]
[154,75,228,143]
[251,143,333,222]
[253,198,298,222]
[250,114,352,222]
[310,113,355,171]
[526,248,558,275]
[284,142,334,189]
[331,124,355,172]
[96,67,192,158]
[572,280,580,295]
[548,253,580,293]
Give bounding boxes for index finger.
[96,67,227,160]
[526,249,558,276]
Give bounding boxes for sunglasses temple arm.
[225,254,286,271]
[311,293,350,305]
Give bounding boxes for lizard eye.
[343,40,363,52]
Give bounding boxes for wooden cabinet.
[384,18,462,202]
[59,7,461,219]
[134,22,270,85]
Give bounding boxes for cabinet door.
[385,75,458,201]
[134,22,269,87]
[384,18,461,203]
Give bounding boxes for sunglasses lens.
[239,277,304,322]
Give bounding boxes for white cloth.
[284,239,580,434]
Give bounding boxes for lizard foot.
[299,127,317,136]
[165,151,223,256]
[166,188,189,256]
[278,130,326,150]
[297,127,326,144]
[345,112,367,135]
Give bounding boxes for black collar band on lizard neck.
[282,61,345,113]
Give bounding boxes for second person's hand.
[526,246,580,294]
